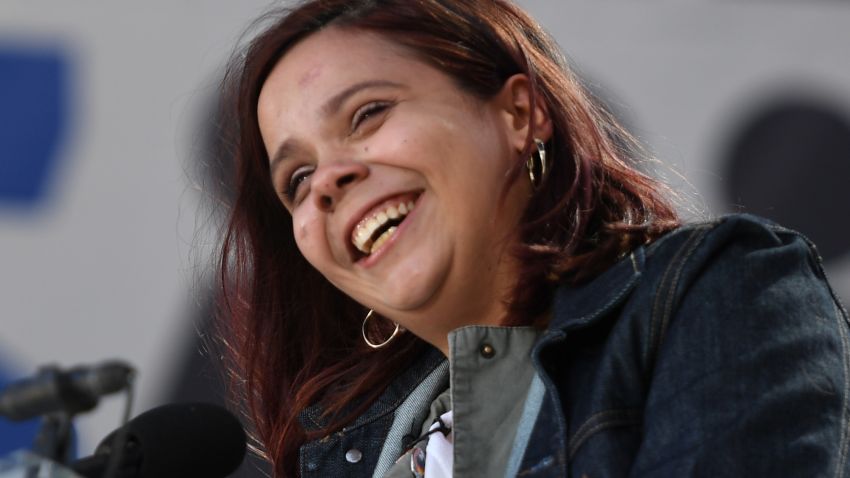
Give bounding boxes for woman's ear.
[495,74,553,152]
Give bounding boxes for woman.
[216,1,850,476]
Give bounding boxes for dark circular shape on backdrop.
[723,98,850,262]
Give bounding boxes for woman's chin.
[373,259,450,316]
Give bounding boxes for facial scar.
[298,66,322,88]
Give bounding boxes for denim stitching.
[347,356,447,430]
[647,225,710,369]
[647,235,689,365]
[567,408,642,459]
[770,224,850,321]
[769,225,850,477]
[658,227,710,352]
[833,299,850,478]
[571,273,642,329]
[307,411,322,429]
[306,354,447,439]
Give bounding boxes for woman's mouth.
[351,193,419,257]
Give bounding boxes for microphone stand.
[23,364,98,467]
[33,411,75,465]
[0,360,136,478]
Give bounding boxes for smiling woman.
[214,1,850,477]
[257,28,549,350]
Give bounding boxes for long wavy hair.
[215,0,680,476]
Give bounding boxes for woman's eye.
[350,101,391,132]
[284,167,313,202]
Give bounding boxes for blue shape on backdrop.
[0,46,69,206]
[0,363,40,456]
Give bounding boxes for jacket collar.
[299,248,645,432]
[299,345,445,432]
[549,246,645,334]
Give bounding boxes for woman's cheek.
[293,211,326,267]
[293,213,311,241]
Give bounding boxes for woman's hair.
[216,0,680,475]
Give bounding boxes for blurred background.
[1,1,848,476]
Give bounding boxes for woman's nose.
[310,161,369,212]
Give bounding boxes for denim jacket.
[298,214,850,477]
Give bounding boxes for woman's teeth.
[370,226,398,253]
[352,200,416,255]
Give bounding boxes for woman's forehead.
[256,27,456,155]
[270,28,414,91]
[257,28,445,127]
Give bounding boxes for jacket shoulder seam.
[644,225,712,373]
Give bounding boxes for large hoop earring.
[361,309,401,349]
[526,138,548,190]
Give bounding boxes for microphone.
[0,360,135,421]
[70,402,247,478]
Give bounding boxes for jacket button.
[480,343,495,358]
[345,448,363,463]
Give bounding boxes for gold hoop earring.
[526,138,548,189]
[361,309,401,349]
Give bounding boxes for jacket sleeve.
[631,219,850,477]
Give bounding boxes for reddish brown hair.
[216,1,679,476]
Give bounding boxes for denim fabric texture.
[298,214,850,477]
[372,360,449,476]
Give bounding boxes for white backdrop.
[1,0,848,454]
[0,0,277,452]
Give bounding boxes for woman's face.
[257,27,543,351]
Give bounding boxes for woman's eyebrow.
[270,80,405,172]
[269,138,307,173]
[322,79,404,117]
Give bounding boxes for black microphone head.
[72,361,135,396]
[0,360,135,421]
[97,402,247,478]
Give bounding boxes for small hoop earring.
[526,138,548,189]
[361,309,401,349]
